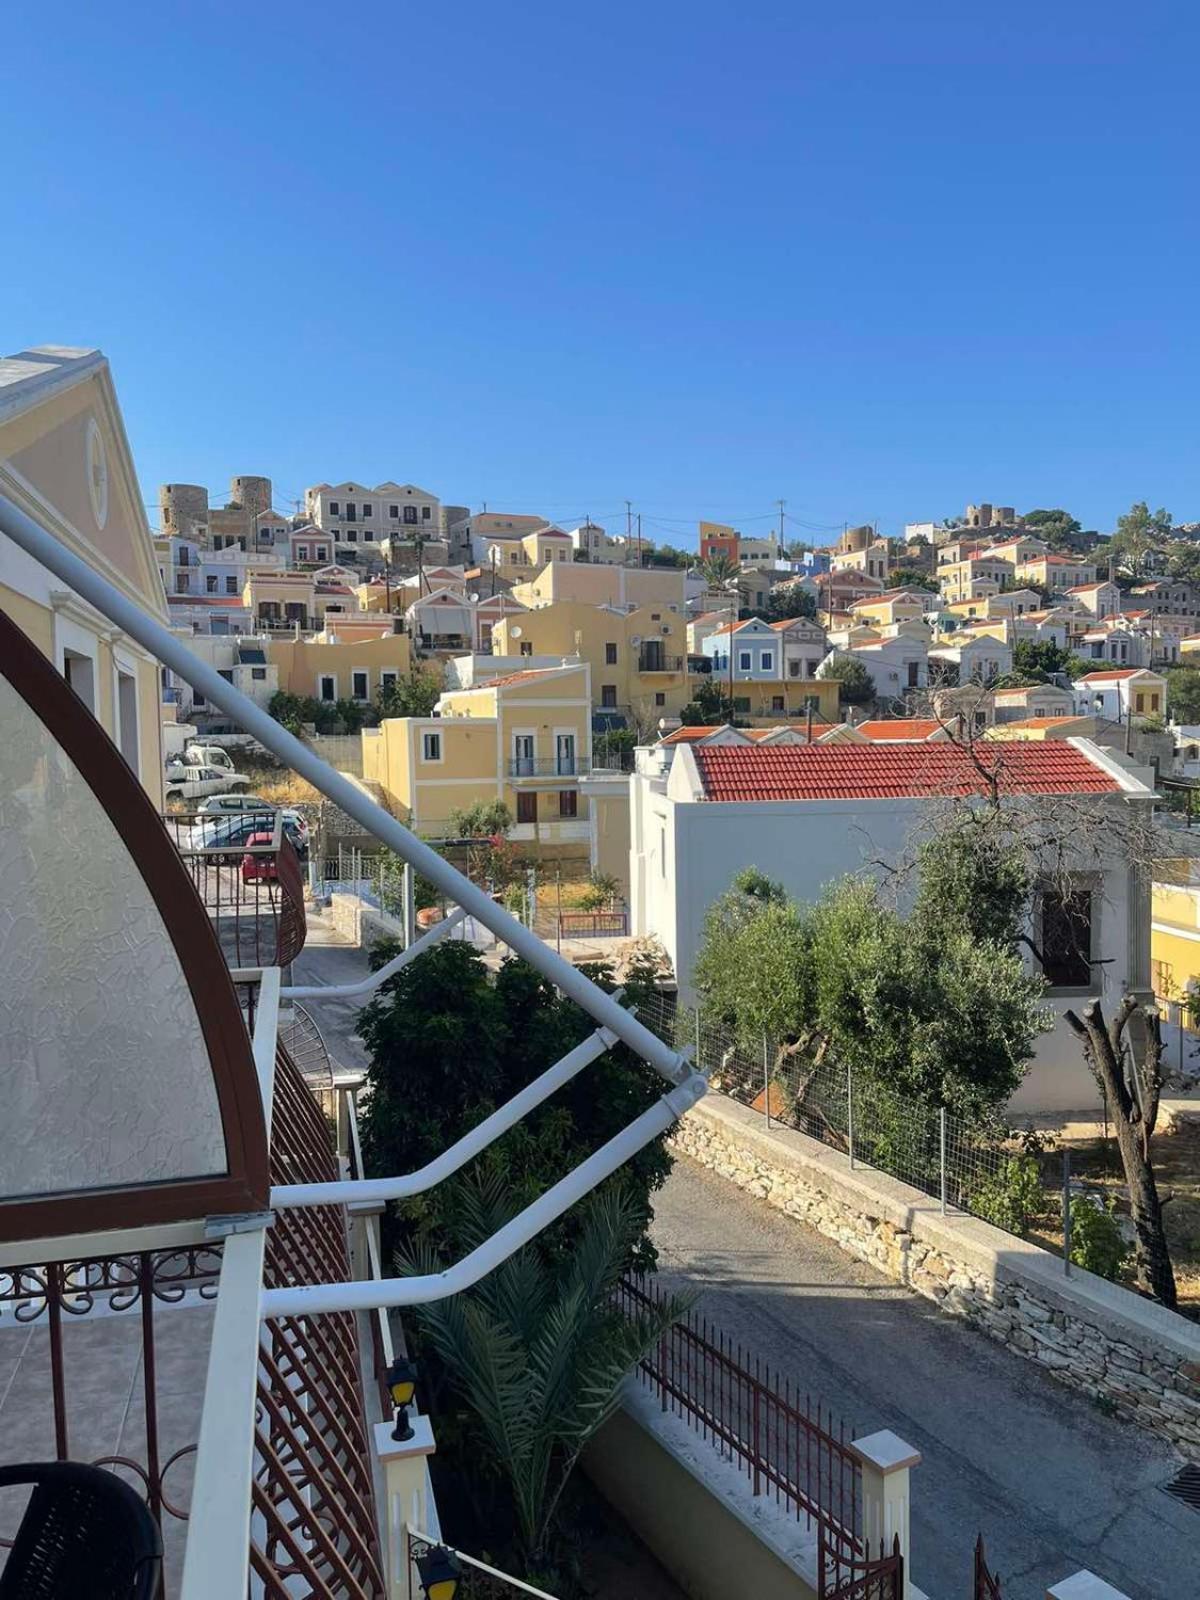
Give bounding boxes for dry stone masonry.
[671,1095,1200,1455]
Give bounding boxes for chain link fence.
[638,991,1071,1261]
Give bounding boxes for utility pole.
[637,513,642,568]
[626,500,633,545]
[778,498,786,552]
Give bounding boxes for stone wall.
[672,1095,1200,1455]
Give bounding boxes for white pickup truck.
[164,761,251,802]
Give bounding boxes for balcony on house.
[507,753,592,779]
[637,647,684,674]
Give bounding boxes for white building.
[1073,667,1167,721]
[155,535,281,603]
[630,737,1154,1112]
[304,481,440,551]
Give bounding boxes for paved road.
[651,1159,1195,1600]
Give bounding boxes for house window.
[605,642,618,665]
[559,790,578,818]
[520,641,534,657]
[738,651,752,671]
[329,501,339,515]
[115,669,138,772]
[176,574,190,593]
[1040,890,1093,989]
[517,791,537,824]
[345,503,357,521]
[352,670,369,701]
[362,503,373,518]
[206,575,218,592]
[251,666,266,681]
[422,731,442,762]
[655,692,666,707]
[346,529,358,542]
[772,695,785,711]
[907,661,920,687]
[364,529,375,540]
[404,505,418,525]
[601,685,618,708]
[380,670,398,694]
[760,651,774,672]
[226,576,238,594]
[297,545,308,560]
[390,505,399,518]
[422,505,432,521]
[319,675,336,702]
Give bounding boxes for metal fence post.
[847,1061,855,1169]
[763,1033,771,1128]
[694,1006,702,1070]
[1062,1146,1072,1276]
[939,1107,947,1216]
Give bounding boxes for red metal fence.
[616,1275,862,1552]
[557,909,628,938]
[819,1530,903,1600]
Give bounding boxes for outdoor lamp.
[385,1356,418,1441]
[417,1543,461,1600]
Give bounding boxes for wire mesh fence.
[638,991,1069,1264]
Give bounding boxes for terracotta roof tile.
[690,742,1120,803]
[1078,668,1154,682]
[856,718,943,741]
[479,665,578,689]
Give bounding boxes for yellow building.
[491,600,689,724]
[848,590,937,628]
[488,526,575,572]
[510,560,687,612]
[0,346,167,801]
[363,661,594,852]
[726,676,841,722]
[266,631,414,706]
[1151,872,1200,1010]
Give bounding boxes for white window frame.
[738,650,752,672]
[351,668,370,703]
[421,729,443,764]
[380,670,399,694]
[759,650,774,673]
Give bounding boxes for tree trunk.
[1111,1109,1177,1308]
[1066,997,1177,1310]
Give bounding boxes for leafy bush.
[1069,1196,1130,1280]
[971,1154,1046,1236]
[577,870,621,912]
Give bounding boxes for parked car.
[164,765,251,802]
[241,832,279,882]
[197,793,271,816]
[182,744,238,773]
[184,811,309,863]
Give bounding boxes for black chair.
[0,1463,162,1599]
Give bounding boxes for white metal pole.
[0,496,690,1088]
[262,1074,705,1317]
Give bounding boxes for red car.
[241,831,278,882]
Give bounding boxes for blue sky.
[4,2,1197,543]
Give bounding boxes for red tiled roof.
[856,718,943,741]
[481,665,578,689]
[690,742,1120,803]
[1078,668,1155,682]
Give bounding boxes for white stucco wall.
[631,773,1145,1114]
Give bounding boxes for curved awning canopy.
[0,610,269,1246]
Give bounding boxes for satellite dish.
[467,591,479,603]
[511,625,523,639]
[630,634,642,646]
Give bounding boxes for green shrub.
[578,870,621,912]
[970,1154,1046,1236]
[1069,1196,1130,1280]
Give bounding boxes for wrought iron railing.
[615,1275,861,1550]
[161,811,307,968]
[507,756,591,778]
[636,651,684,673]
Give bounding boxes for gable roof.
[690,742,1123,804]
[856,718,943,741]
[1077,667,1161,682]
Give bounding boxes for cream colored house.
[0,346,167,800]
[1015,554,1098,592]
[491,599,690,724]
[487,526,574,572]
[266,631,414,706]
[939,554,1012,603]
[510,560,687,612]
[848,589,939,627]
[830,539,889,583]
[363,660,594,851]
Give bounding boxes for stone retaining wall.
[672,1095,1200,1455]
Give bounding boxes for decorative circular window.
[86,416,109,530]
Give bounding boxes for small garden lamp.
[416,1543,461,1600]
[385,1356,418,1442]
